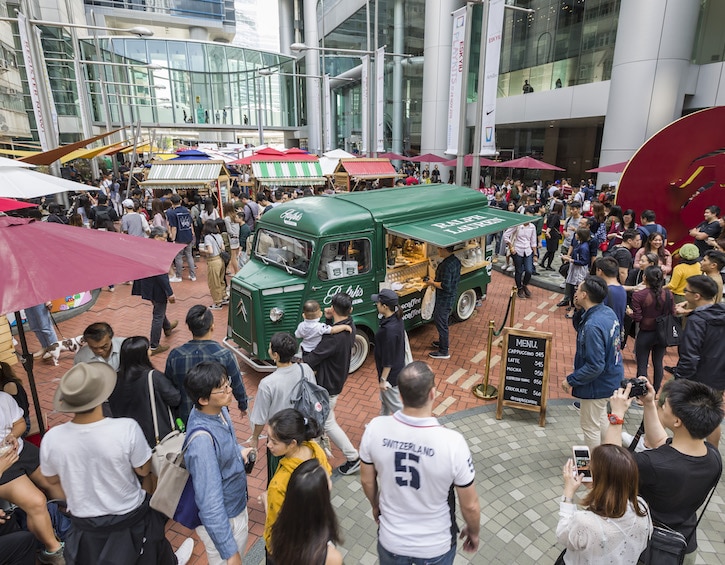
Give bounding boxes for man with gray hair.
[360,361,480,564]
[131,226,178,355]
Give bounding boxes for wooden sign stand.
[495,328,552,427]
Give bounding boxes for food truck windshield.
[254,228,313,276]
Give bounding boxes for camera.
[621,378,648,398]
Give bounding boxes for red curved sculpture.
[615,106,725,251]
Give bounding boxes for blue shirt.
[165,339,248,423]
[167,205,194,244]
[435,254,462,303]
[185,407,248,560]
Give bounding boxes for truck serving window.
[254,229,312,275]
[317,239,371,280]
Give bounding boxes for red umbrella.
[0,216,185,434]
[442,155,501,167]
[409,153,449,163]
[586,161,628,173]
[378,152,408,160]
[0,198,37,212]
[497,156,565,171]
[230,147,319,165]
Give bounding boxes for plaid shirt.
[165,339,248,423]
[435,254,462,303]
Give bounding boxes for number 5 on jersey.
[395,452,420,489]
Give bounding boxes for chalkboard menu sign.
[496,328,552,427]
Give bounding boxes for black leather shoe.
[556,299,570,307]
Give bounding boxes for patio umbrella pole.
[14,312,46,436]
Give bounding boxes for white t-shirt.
[249,363,316,427]
[295,319,333,353]
[0,391,24,455]
[40,418,151,518]
[359,411,476,558]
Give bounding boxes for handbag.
[211,234,231,265]
[147,370,185,477]
[149,428,211,529]
[655,291,681,347]
[421,286,436,320]
[403,331,413,365]
[558,261,570,278]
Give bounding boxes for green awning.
[252,161,325,186]
[385,207,531,247]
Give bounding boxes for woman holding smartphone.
[555,444,651,564]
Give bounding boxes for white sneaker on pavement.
[169,276,182,283]
[174,538,194,565]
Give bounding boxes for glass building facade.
[83,0,236,27]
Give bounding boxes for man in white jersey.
[360,361,480,564]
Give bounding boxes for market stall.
[333,158,399,191]
[251,160,326,190]
[140,159,231,206]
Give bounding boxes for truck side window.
[318,239,371,280]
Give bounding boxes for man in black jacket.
[302,292,360,475]
[673,275,725,446]
[131,227,178,355]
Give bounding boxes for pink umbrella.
[586,161,628,173]
[442,155,501,167]
[497,156,565,171]
[0,198,37,212]
[409,153,449,163]
[378,152,408,160]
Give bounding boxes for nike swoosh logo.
[486,109,495,115]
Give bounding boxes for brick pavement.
[13,261,684,563]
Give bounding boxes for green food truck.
[224,185,529,372]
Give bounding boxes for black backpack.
[93,206,114,230]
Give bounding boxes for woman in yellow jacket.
[263,408,331,562]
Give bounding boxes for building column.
[303,0,322,155]
[391,0,404,155]
[420,0,464,165]
[278,0,294,55]
[598,0,700,185]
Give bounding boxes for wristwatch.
[607,413,624,425]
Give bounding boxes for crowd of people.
[2,169,724,565]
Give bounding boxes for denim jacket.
[185,407,247,560]
[566,303,624,399]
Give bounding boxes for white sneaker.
[174,538,194,565]
[559,282,566,289]
[505,264,515,272]
[169,276,182,283]
[189,275,197,282]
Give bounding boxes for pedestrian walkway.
[245,400,725,565]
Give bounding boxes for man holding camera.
[561,276,624,449]
[604,378,722,563]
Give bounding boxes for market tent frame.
[334,158,399,190]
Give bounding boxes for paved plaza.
[17,264,719,564]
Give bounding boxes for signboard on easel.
[496,328,552,427]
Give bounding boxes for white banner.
[18,13,50,151]
[323,74,332,152]
[480,0,505,156]
[35,26,59,145]
[375,47,385,153]
[361,55,369,154]
[446,7,467,155]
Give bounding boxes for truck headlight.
[269,307,284,322]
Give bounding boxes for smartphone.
[572,445,592,482]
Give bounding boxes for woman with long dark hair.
[556,444,651,564]
[270,459,342,565]
[263,409,331,562]
[559,227,591,315]
[108,336,181,447]
[151,198,168,230]
[634,233,672,276]
[540,201,564,270]
[621,209,638,231]
[372,289,405,414]
[604,205,625,250]
[629,266,674,391]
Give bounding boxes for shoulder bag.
[289,364,330,430]
[655,290,681,347]
[147,370,184,477]
[149,428,211,529]
[212,234,231,266]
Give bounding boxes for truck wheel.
[453,289,477,322]
[349,331,370,373]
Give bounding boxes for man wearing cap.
[426,246,462,360]
[131,226,178,356]
[121,199,150,238]
[39,363,194,565]
[372,289,405,415]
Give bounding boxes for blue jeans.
[24,304,57,348]
[486,231,502,255]
[173,241,196,278]
[513,253,534,290]
[378,540,456,565]
[433,298,453,354]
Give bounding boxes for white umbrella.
[0,165,87,198]
[323,149,356,159]
[0,156,35,168]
